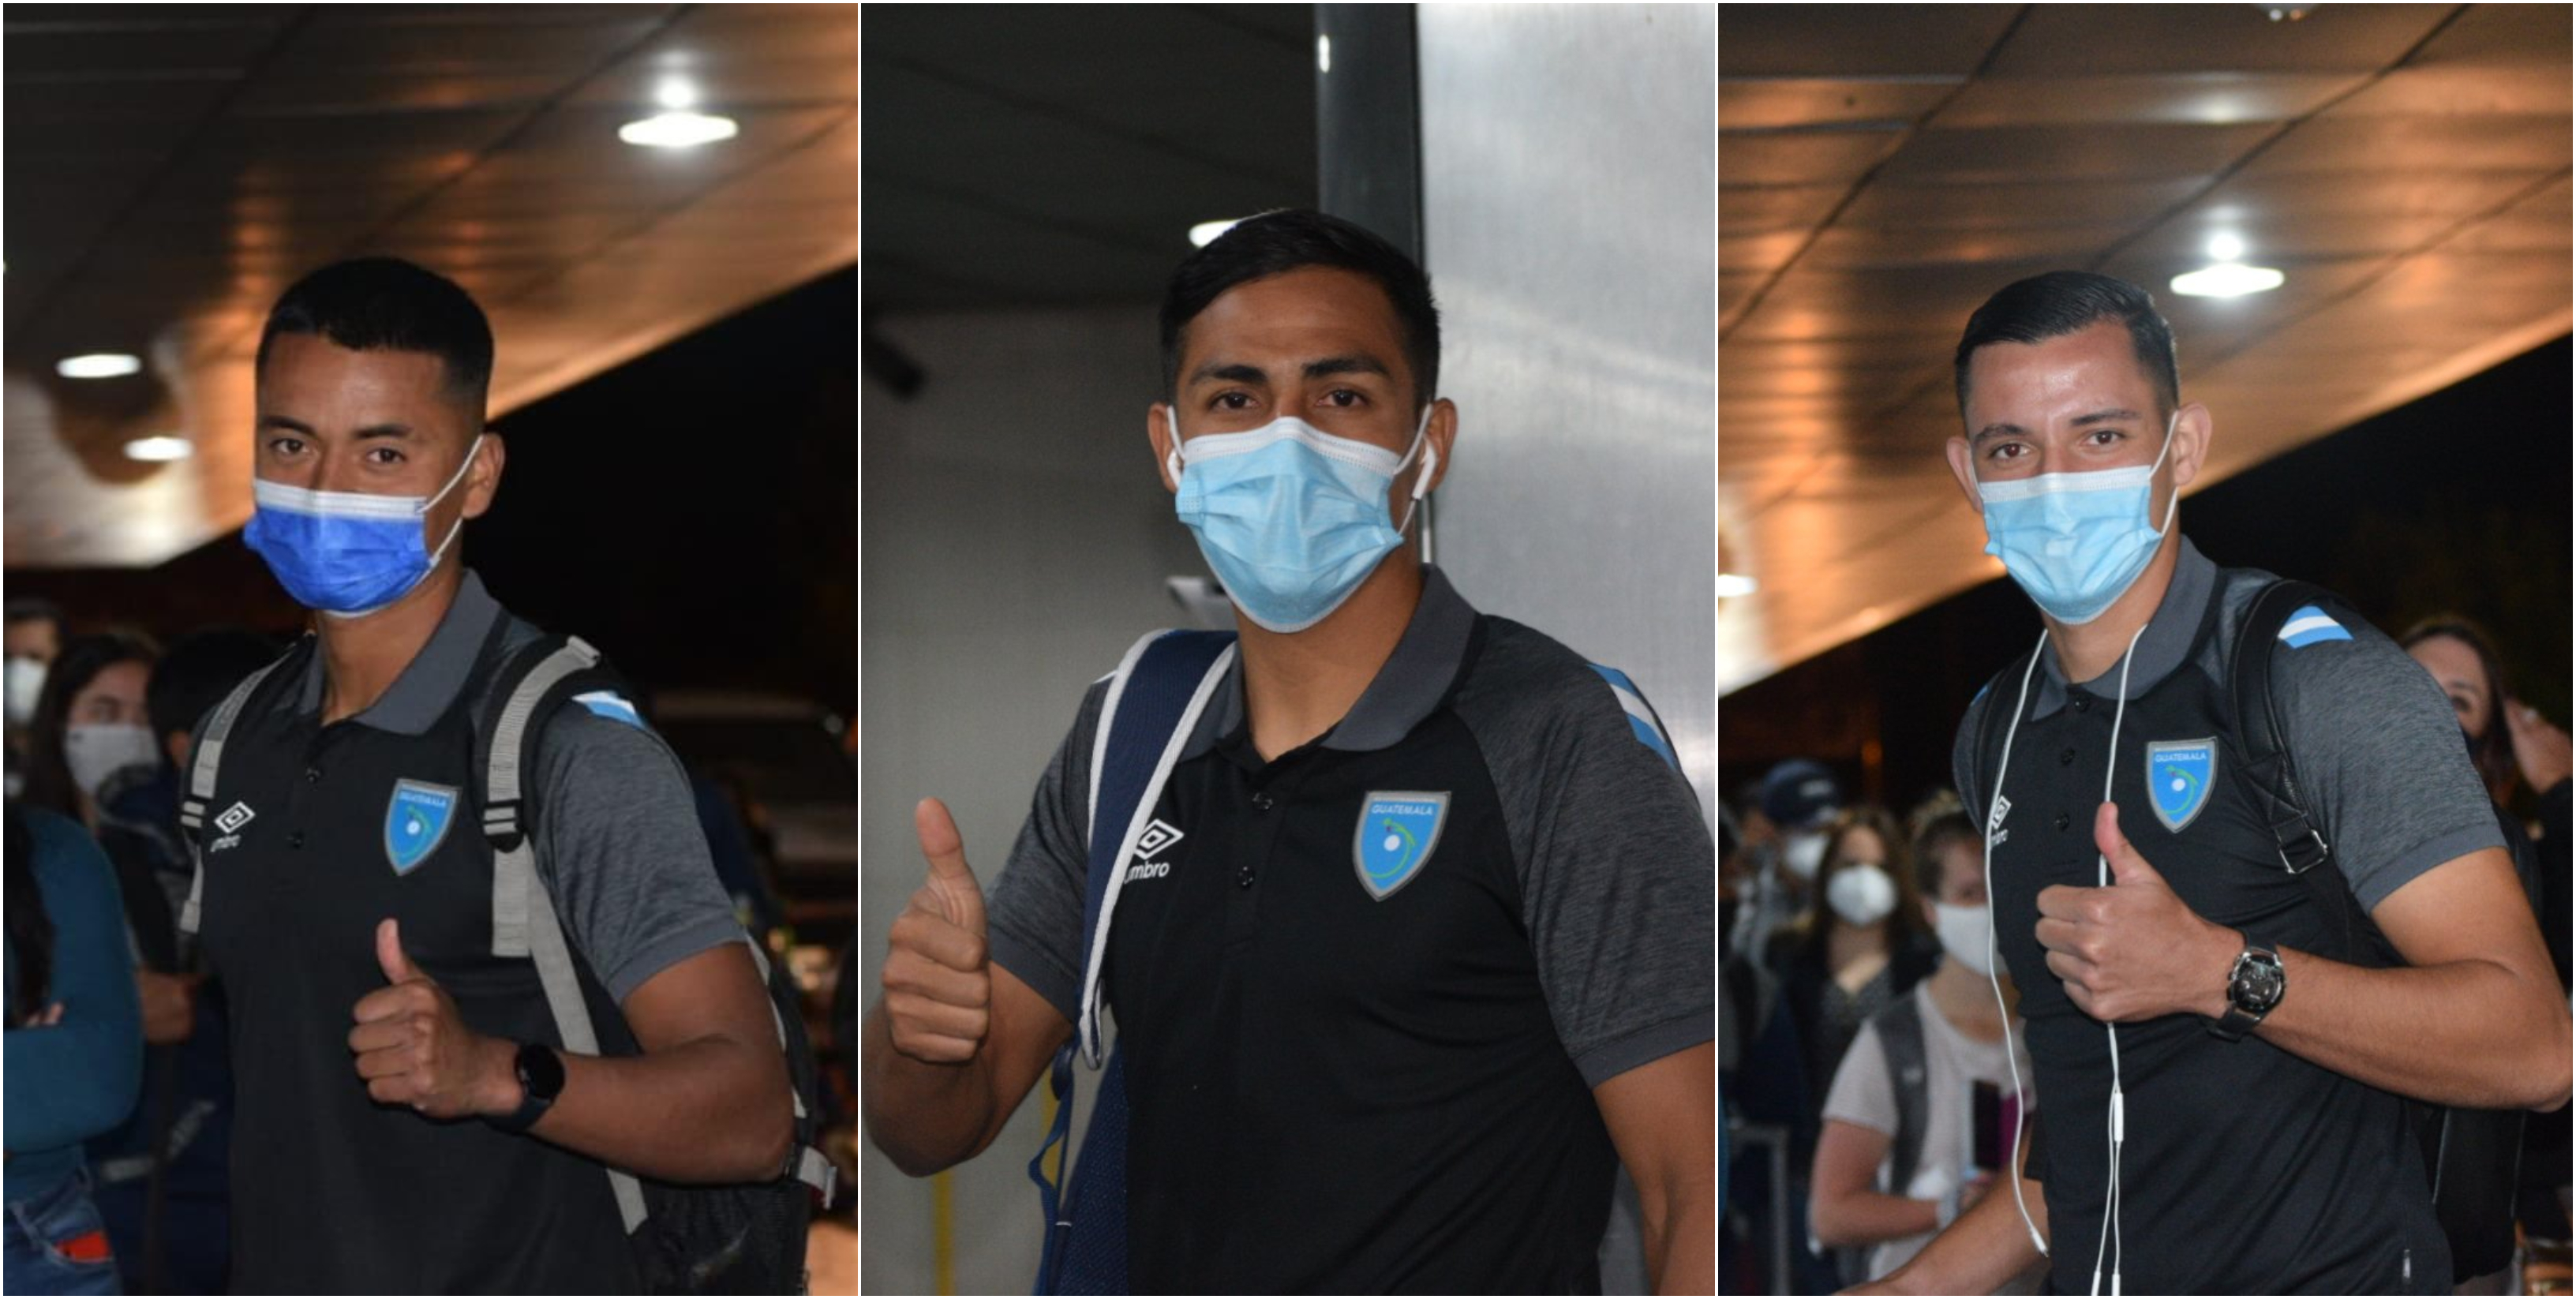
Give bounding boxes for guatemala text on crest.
[384,779,460,875]
[1354,791,1450,900]
[2145,739,2216,833]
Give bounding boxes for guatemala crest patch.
[1354,791,1449,900]
[384,779,459,875]
[2144,739,2216,833]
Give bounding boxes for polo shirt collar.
[2031,535,2214,717]
[294,569,502,735]
[1185,565,1480,758]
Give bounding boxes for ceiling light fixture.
[1715,573,1758,599]
[122,435,193,462]
[56,353,142,380]
[1317,35,1331,74]
[1190,219,1243,248]
[619,107,738,149]
[2171,262,2285,298]
[2207,232,2245,262]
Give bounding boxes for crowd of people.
[1720,610,2574,1295]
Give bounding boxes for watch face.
[2234,954,2286,1011]
[518,1044,565,1098]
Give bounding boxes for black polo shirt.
[987,567,1715,1293]
[1953,537,2499,1293]
[186,571,744,1293]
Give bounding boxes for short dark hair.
[257,257,494,406]
[146,628,285,747]
[1953,271,2179,417]
[1912,810,1983,901]
[3,597,63,634]
[1159,210,1441,410]
[22,632,159,821]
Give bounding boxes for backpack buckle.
[482,799,525,852]
[2278,826,2330,874]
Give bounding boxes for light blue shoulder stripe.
[574,690,645,728]
[2277,604,2353,649]
[1588,663,1679,772]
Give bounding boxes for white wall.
[1418,2,1718,816]
[859,303,1196,1296]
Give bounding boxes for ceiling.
[861,3,1316,315]
[1718,2,2571,693]
[4,2,857,570]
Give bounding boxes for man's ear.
[1943,435,1985,514]
[1417,399,1457,498]
[2169,402,2211,492]
[1149,402,1181,493]
[461,432,505,520]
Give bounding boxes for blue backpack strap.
[1031,628,1237,1294]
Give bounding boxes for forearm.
[519,1034,793,1183]
[4,1023,142,1151]
[1811,1185,1938,1248]
[1879,1170,2046,1295]
[1649,1185,1714,1294]
[861,997,1001,1175]
[2234,944,2573,1110]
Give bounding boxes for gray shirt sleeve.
[2270,597,2504,913]
[983,682,1109,1027]
[1459,623,1717,1088]
[534,706,749,1005]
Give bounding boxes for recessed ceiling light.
[2207,232,2246,262]
[655,78,699,111]
[1715,573,1758,599]
[2170,263,2285,298]
[56,353,141,380]
[1190,219,1243,248]
[122,435,193,462]
[618,110,738,148]
[1317,34,1332,74]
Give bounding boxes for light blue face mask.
[1975,411,2177,625]
[1168,406,1436,634]
[243,434,482,619]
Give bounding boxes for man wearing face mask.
[1852,271,2570,1296]
[864,210,1716,1293]
[174,258,796,1293]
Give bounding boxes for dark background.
[10,269,858,719]
[1720,334,2574,822]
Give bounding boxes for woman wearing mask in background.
[6,803,146,1293]
[1810,812,2045,1293]
[20,636,159,838]
[1767,805,1941,1132]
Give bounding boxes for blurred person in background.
[21,636,160,838]
[1812,810,2042,1294]
[1730,758,1844,961]
[5,599,69,799]
[6,804,144,1294]
[80,629,281,1295]
[1768,805,1941,1108]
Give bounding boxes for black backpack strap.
[2226,579,2376,963]
[1875,994,1928,1199]
[176,638,310,937]
[1967,640,2042,838]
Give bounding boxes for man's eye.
[1212,392,1251,410]
[1323,389,1364,407]
[268,437,303,456]
[365,447,403,466]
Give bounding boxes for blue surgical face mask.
[1168,406,1436,634]
[1975,411,2177,625]
[244,433,482,619]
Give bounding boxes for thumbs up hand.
[881,798,994,1065]
[2032,803,2242,1024]
[350,919,518,1119]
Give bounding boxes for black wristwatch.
[488,1042,564,1133]
[2209,940,2286,1042]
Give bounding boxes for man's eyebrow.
[1969,422,2028,445]
[1185,355,1395,386]
[1186,361,1267,387]
[352,423,413,440]
[256,414,316,435]
[2069,408,2143,426]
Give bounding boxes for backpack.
[178,632,838,1294]
[1968,578,2529,1282]
[1028,627,1238,1294]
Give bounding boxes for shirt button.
[2073,694,2091,712]
[304,766,322,783]
[1237,866,1256,889]
[1250,792,1275,812]
[288,829,306,849]
[2059,747,2076,766]
[2054,813,2070,832]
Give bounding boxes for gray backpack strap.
[176,652,296,936]
[1876,994,1929,1197]
[485,638,601,960]
[519,839,650,1233]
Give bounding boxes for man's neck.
[315,567,462,725]
[2043,532,2181,685]
[1234,553,1424,762]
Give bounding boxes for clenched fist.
[881,797,992,1065]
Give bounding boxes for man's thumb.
[376,918,421,984]
[2095,803,2160,885]
[915,797,985,931]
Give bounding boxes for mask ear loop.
[1163,402,1186,487]
[1393,404,1436,533]
[1986,629,2053,1262]
[420,432,485,568]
